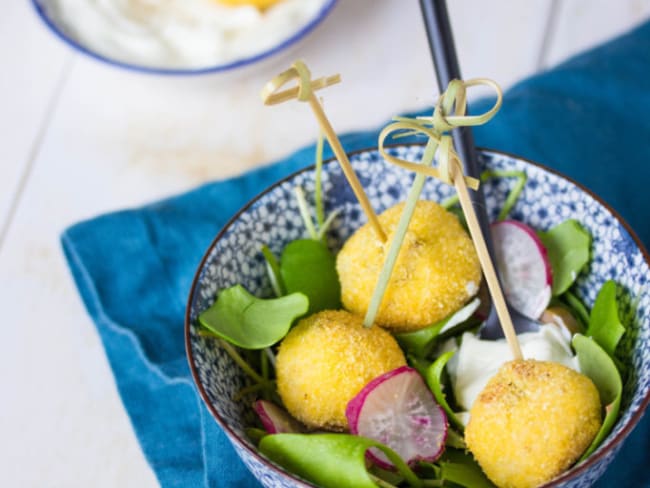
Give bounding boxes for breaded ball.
[336,200,481,332]
[465,360,602,488]
[275,310,406,431]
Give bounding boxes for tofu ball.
[275,310,406,431]
[336,200,481,332]
[465,360,602,488]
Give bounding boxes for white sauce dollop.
[447,325,580,414]
[45,0,327,69]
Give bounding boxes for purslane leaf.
[261,245,285,297]
[259,433,422,488]
[572,334,622,460]
[199,285,308,349]
[280,239,341,315]
[424,351,466,431]
[396,298,480,358]
[438,448,496,488]
[586,280,625,357]
[538,219,591,296]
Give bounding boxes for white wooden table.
[2,1,649,486]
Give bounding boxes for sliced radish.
[491,220,552,320]
[345,366,447,469]
[253,400,304,434]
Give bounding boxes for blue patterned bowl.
[186,145,650,487]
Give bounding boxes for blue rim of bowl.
[185,145,650,488]
[30,0,338,76]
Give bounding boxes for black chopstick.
[419,0,492,242]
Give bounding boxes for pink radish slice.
[253,400,304,434]
[346,366,447,469]
[491,220,553,320]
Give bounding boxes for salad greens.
[280,239,341,314]
[199,134,631,487]
[444,429,466,450]
[261,244,285,297]
[259,434,423,488]
[294,186,320,240]
[437,449,495,488]
[396,298,480,358]
[572,334,622,460]
[563,290,591,329]
[483,170,527,222]
[199,285,308,349]
[424,351,465,431]
[260,139,342,315]
[586,280,626,357]
[396,321,449,359]
[538,219,591,296]
[441,169,527,222]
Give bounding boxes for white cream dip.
[447,325,580,415]
[45,0,328,69]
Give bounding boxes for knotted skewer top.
[261,61,387,243]
[377,78,502,190]
[262,64,521,360]
[366,78,523,360]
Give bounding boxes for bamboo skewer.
[305,96,387,243]
[261,61,387,243]
[262,61,522,359]
[450,159,523,360]
[375,78,523,360]
[420,1,527,356]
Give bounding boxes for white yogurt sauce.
[45,0,328,69]
[447,325,580,414]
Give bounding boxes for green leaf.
[586,280,625,357]
[294,187,319,240]
[445,428,466,449]
[397,321,447,359]
[396,298,479,357]
[424,351,465,431]
[538,220,591,296]
[259,434,422,488]
[368,465,404,487]
[572,334,622,460]
[246,427,268,444]
[198,285,308,349]
[480,169,527,222]
[562,290,590,329]
[280,239,341,315]
[438,448,495,488]
[261,245,285,297]
[440,169,527,223]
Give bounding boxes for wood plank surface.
[2,1,647,486]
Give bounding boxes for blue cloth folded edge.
[61,20,650,488]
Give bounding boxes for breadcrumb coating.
[336,200,481,332]
[275,310,406,431]
[465,360,602,488]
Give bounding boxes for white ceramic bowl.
[32,0,337,75]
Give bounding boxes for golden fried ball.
[465,360,602,488]
[336,200,481,332]
[275,310,406,431]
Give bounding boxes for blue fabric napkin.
[62,20,650,488]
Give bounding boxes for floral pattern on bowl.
[186,145,650,488]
